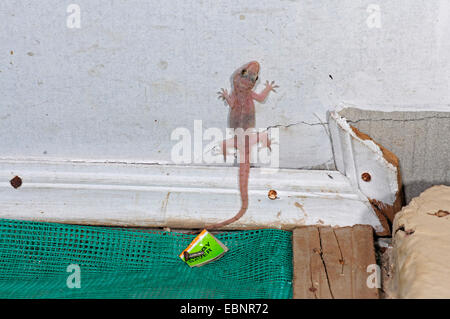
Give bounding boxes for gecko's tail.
[204,160,250,230]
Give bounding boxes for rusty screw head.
[361,172,371,182]
[268,189,277,200]
[184,250,205,261]
[10,176,22,189]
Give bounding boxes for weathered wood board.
[293,225,379,299]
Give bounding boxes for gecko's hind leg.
[257,131,271,151]
[222,136,238,162]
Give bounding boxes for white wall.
[1,0,449,169]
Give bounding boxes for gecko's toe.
[210,145,221,156]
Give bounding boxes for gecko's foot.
[221,137,238,162]
[210,144,222,156]
[209,139,235,162]
[257,131,272,151]
[265,80,279,93]
[266,137,272,152]
[217,88,229,102]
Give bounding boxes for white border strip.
[0,159,384,232]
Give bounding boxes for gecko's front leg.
[217,88,233,107]
[251,80,279,103]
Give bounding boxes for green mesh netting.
[0,219,292,298]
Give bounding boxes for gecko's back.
[229,62,259,130]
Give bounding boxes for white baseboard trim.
[328,111,398,205]
[0,159,384,233]
[328,110,402,235]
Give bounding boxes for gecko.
[205,61,278,230]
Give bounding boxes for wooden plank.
[319,227,351,298]
[293,227,332,299]
[292,227,314,299]
[333,226,355,297]
[293,225,379,299]
[351,225,379,299]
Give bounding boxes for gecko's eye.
[255,75,259,81]
[241,69,248,77]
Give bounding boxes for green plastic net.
[0,219,292,298]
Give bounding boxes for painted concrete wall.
[1,1,449,169]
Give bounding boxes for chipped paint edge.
[328,109,403,234]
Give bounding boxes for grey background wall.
[1,1,449,172]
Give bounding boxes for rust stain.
[369,198,393,236]
[294,201,305,212]
[161,192,171,213]
[289,195,307,199]
[268,189,277,200]
[427,210,450,217]
[10,176,22,189]
[361,172,371,182]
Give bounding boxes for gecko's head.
[233,61,260,91]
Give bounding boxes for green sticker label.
[179,230,228,267]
